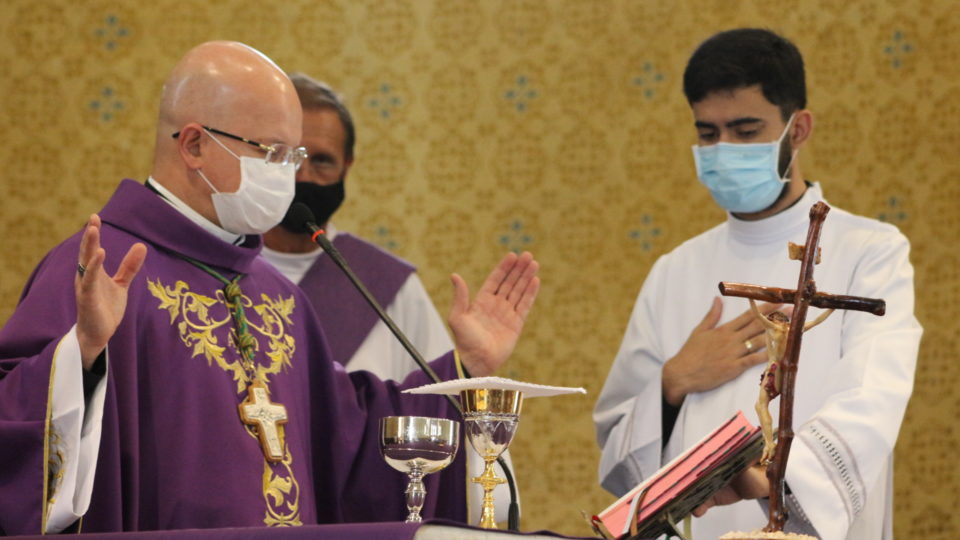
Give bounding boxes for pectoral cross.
[718,201,885,532]
[238,381,289,463]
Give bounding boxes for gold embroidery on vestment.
[148,278,301,527]
[262,445,303,526]
[147,279,296,392]
[46,429,65,504]
[41,334,70,533]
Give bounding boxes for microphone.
[287,203,521,530]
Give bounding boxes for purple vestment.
[0,180,466,535]
[297,234,415,366]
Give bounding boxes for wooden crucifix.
[718,201,886,532]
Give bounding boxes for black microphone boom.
[288,203,446,388]
[286,203,520,530]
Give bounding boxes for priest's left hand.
[692,463,769,517]
[448,251,540,377]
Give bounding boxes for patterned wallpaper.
[1,0,957,537]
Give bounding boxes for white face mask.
[197,133,296,235]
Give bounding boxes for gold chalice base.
[460,388,523,529]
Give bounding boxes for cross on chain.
[179,256,293,464]
[718,201,886,532]
[238,381,289,463]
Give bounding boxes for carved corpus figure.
[750,299,833,465]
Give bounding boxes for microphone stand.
[306,223,521,531]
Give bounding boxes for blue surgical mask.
[691,115,796,213]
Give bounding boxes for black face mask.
[280,180,345,234]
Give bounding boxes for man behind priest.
[0,41,540,535]
[261,73,453,382]
[593,28,921,539]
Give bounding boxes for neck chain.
[180,255,289,463]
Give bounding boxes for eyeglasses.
[172,126,308,170]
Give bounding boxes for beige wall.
[1,0,957,537]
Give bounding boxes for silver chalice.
[380,416,460,523]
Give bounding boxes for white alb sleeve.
[44,326,108,534]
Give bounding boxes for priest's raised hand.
[75,214,147,370]
[447,251,540,377]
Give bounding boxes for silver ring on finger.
[77,263,87,278]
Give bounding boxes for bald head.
[151,41,302,222]
[157,41,299,133]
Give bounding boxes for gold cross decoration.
[238,381,289,463]
[718,201,886,532]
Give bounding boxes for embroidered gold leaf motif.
[148,278,183,324]
[46,429,65,504]
[265,339,294,374]
[183,287,218,322]
[262,445,302,527]
[149,277,301,526]
[261,293,296,326]
[187,328,227,364]
[265,472,293,506]
[148,277,298,390]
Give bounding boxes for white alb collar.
[725,182,826,246]
[147,177,245,245]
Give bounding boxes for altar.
[12,519,604,540]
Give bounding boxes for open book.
[594,411,763,539]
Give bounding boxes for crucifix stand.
[718,201,885,532]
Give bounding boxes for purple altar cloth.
[11,521,420,540]
[10,519,601,539]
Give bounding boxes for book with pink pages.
[593,411,763,539]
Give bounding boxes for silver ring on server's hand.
[77,263,86,278]
[744,339,753,352]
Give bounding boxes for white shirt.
[594,184,921,540]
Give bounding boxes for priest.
[0,41,540,536]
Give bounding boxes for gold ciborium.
[380,416,460,523]
[460,388,523,529]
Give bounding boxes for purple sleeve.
[0,237,84,535]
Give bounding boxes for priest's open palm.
[75,214,147,370]
[448,251,540,377]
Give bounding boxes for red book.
[596,411,763,539]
